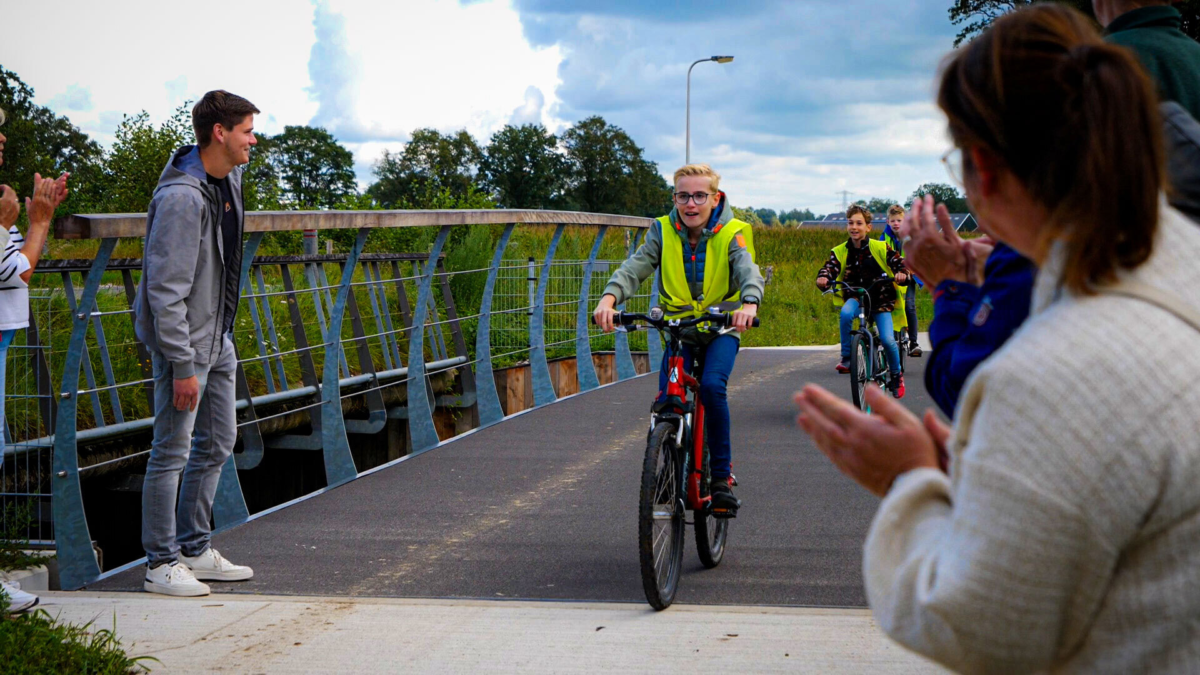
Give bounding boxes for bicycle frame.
[659,340,709,512]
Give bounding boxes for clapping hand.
[795,384,945,497]
[26,172,69,226]
[901,195,970,289]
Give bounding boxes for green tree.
[731,206,765,227]
[368,128,483,208]
[268,125,357,209]
[0,66,103,215]
[89,104,194,213]
[909,182,971,212]
[854,197,901,214]
[753,208,780,226]
[560,116,671,217]
[949,1,1094,46]
[243,132,282,211]
[780,208,816,223]
[479,124,568,209]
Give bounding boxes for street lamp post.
[686,55,734,164]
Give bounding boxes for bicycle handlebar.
[820,275,895,297]
[592,309,760,330]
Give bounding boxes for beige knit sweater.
[864,205,1200,674]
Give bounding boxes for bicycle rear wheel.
[694,429,729,569]
[849,333,871,411]
[639,421,686,610]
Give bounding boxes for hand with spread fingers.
[794,384,943,497]
[26,172,68,227]
[902,194,971,289]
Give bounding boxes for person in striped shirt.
[0,107,68,614]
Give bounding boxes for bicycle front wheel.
[849,333,871,411]
[640,421,686,610]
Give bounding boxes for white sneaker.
[1,579,39,613]
[144,562,210,597]
[180,547,253,582]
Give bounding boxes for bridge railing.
[0,209,659,589]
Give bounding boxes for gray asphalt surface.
[91,348,937,607]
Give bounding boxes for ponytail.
[938,5,1163,293]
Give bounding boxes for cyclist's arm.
[602,221,663,306]
[816,250,841,286]
[727,235,764,304]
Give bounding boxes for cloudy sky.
[2,0,960,215]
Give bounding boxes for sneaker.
[835,358,850,374]
[1,579,39,613]
[889,374,906,399]
[710,478,741,519]
[908,343,923,358]
[180,548,254,582]
[144,562,210,597]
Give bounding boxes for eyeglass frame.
[941,147,965,188]
[673,191,715,206]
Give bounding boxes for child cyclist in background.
[816,204,909,398]
[881,204,922,357]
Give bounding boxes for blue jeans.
[0,329,14,454]
[142,335,237,566]
[839,299,902,375]
[657,334,739,480]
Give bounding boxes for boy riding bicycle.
[594,164,763,517]
[816,204,909,398]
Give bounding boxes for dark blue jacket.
[925,243,1035,418]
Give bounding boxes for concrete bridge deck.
[87,347,937,609]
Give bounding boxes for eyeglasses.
[942,148,965,188]
[673,191,712,205]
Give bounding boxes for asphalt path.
[91,347,939,607]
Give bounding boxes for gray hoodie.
[134,146,244,379]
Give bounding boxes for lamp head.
[713,55,734,64]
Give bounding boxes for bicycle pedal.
[710,506,738,520]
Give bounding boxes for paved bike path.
[90,347,938,607]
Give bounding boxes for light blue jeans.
[0,329,14,454]
[142,335,237,566]
[839,299,902,376]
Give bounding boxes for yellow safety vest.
[831,239,908,330]
[657,215,756,320]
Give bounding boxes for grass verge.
[0,592,157,674]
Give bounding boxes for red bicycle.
[606,308,759,610]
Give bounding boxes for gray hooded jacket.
[134,146,244,379]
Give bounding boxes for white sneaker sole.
[184,566,254,582]
[8,596,39,613]
[144,580,211,597]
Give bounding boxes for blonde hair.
[887,204,905,219]
[674,163,721,192]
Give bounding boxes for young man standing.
[134,91,258,596]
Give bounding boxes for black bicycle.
[599,307,759,610]
[824,278,904,412]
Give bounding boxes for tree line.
[1,67,829,223]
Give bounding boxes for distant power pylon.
[836,190,854,211]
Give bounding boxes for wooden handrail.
[54,209,655,240]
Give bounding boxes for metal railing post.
[52,237,116,590]
[319,228,368,488]
[575,225,608,393]
[474,224,514,427]
[614,228,642,380]
[406,226,452,454]
[530,224,565,407]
